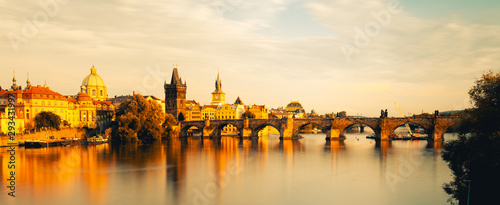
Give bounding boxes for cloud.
[0,0,498,116]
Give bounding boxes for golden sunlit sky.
[1,0,499,117]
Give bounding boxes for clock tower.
[211,70,225,105]
[165,66,187,121]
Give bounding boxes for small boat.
[86,135,109,145]
[25,138,65,148]
[18,141,25,146]
[392,133,428,141]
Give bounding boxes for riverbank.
[0,128,85,146]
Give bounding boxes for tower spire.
[215,68,222,92]
[26,72,31,88]
[170,68,181,84]
[11,69,19,90]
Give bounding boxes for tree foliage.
[162,113,178,139]
[34,111,61,130]
[242,109,256,119]
[112,94,175,142]
[442,71,500,204]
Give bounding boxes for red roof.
[186,100,198,105]
[20,85,67,100]
[203,105,218,109]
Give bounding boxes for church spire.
[214,68,223,93]
[26,72,31,88]
[11,70,19,90]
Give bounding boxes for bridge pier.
[325,128,344,141]
[378,118,391,141]
[429,129,446,142]
[241,128,253,138]
[280,118,295,140]
[202,119,215,139]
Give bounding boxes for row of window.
[34,100,67,107]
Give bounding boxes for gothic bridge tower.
[165,66,187,121]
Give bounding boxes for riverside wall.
[0,128,85,146]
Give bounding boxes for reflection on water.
[1,133,456,205]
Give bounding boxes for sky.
[1,0,500,117]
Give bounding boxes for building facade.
[0,67,114,134]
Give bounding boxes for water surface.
[0,133,456,205]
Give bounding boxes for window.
[100,90,103,96]
[34,100,38,105]
[41,101,45,106]
[60,102,63,106]
[92,89,96,96]
[35,108,38,112]
[60,109,63,113]
[48,101,51,106]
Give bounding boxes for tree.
[62,120,71,127]
[242,109,255,119]
[112,94,167,142]
[162,113,178,139]
[442,71,500,204]
[34,111,62,130]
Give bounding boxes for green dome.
[82,66,106,87]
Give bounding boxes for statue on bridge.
[380,109,388,118]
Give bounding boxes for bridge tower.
[211,69,225,105]
[165,66,187,121]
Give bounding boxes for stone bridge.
[179,116,460,141]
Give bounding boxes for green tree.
[34,111,62,130]
[442,71,500,204]
[112,94,168,142]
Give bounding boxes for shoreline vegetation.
[110,94,177,143]
[442,71,500,205]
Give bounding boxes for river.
[1,132,456,205]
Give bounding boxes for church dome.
[82,66,106,88]
[81,65,108,101]
[77,92,92,101]
[286,101,305,113]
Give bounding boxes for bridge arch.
[180,124,204,137]
[339,121,379,138]
[293,122,327,136]
[251,124,281,138]
[387,122,430,138]
[387,119,433,135]
[211,122,244,138]
[341,122,376,133]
